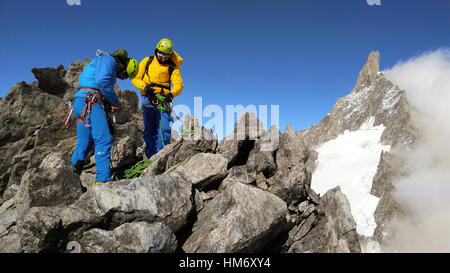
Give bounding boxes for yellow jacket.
[132,51,184,97]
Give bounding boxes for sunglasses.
[157,51,171,59]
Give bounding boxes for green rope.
[160,117,165,147]
[116,138,213,179]
[183,142,212,152]
[181,128,196,135]
[123,159,154,179]
[163,141,213,174]
[165,155,193,174]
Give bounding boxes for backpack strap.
[142,56,154,81]
[141,56,176,84]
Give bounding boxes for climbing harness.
[77,88,104,128]
[142,91,183,123]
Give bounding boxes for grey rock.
[219,165,257,192]
[246,137,277,178]
[63,59,90,92]
[0,81,62,147]
[175,153,227,190]
[194,189,218,213]
[111,136,138,169]
[371,151,406,244]
[112,90,140,125]
[217,112,264,169]
[0,198,18,235]
[31,65,68,97]
[353,51,380,91]
[264,126,311,205]
[171,128,180,144]
[15,152,83,214]
[182,181,287,253]
[80,172,96,188]
[0,172,193,252]
[266,163,309,205]
[143,116,217,177]
[300,53,417,149]
[2,150,34,199]
[80,173,194,233]
[79,222,177,253]
[286,187,361,253]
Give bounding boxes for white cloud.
[382,49,450,252]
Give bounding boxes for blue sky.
[0,0,449,134]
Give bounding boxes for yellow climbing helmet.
[126,58,139,79]
[156,38,173,55]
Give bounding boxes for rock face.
[14,152,84,214]
[301,51,416,149]
[0,51,418,253]
[182,181,288,253]
[353,51,380,91]
[0,60,144,204]
[285,187,361,253]
[0,171,193,253]
[175,153,228,190]
[300,51,418,248]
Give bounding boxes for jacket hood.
[170,51,183,68]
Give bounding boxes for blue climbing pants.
[143,105,172,159]
[70,96,114,182]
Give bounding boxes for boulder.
[111,90,139,125]
[143,114,217,177]
[175,153,227,190]
[0,172,194,252]
[182,181,287,253]
[217,112,264,169]
[110,136,138,169]
[218,164,257,192]
[79,222,177,253]
[79,172,194,233]
[0,82,62,147]
[15,152,84,214]
[31,65,68,97]
[285,187,361,253]
[265,125,311,205]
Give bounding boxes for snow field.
[311,117,390,238]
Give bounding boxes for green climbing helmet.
[156,38,173,55]
[126,58,139,79]
[110,48,129,67]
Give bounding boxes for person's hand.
[111,104,120,112]
[165,92,173,103]
[144,86,155,98]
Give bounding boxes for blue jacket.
[75,56,119,106]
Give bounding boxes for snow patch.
[381,86,401,117]
[340,86,373,120]
[311,117,391,238]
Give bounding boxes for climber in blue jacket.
[70,49,138,185]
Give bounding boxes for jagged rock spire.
[353,51,380,91]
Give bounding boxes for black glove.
[165,92,173,103]
[144,85,155,98]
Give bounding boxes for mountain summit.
[353,51,381,91]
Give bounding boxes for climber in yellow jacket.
[132,38,184,158]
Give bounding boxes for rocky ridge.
[0,52,416,252]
